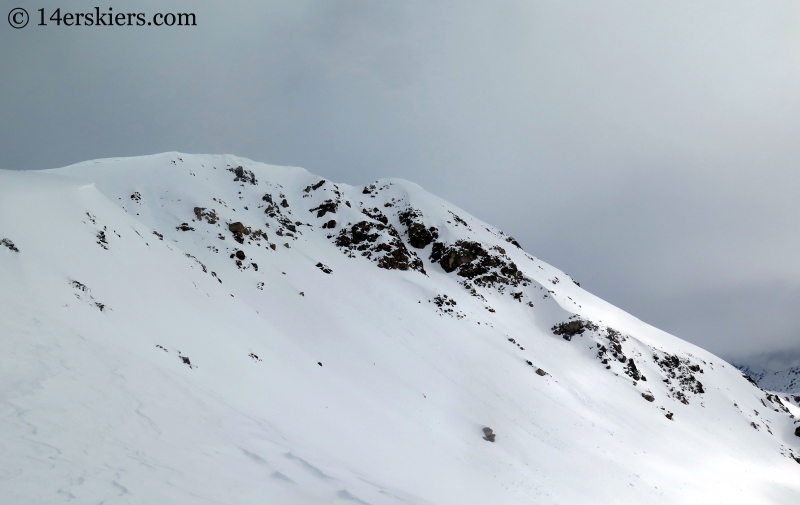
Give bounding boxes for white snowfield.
[1,153,798,505]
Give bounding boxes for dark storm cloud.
[2,1,799,368]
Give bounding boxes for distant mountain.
[737,364,800,395]
[1,153,799,504]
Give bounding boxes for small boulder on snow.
[1,239,19,252]
[229,222,247,234]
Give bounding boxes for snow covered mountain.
[1,152,799,504]
[738,365,800,395]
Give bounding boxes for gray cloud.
[2,0,799,368]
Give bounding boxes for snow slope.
[1,152,799,504]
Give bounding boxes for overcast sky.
[3,1,799,370]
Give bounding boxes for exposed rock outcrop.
[335,220,425,274]
[429,240,529,289]
[228,166,257,185]
[398,209,439,249]
[1,239,19,252]
[310,200,338,218]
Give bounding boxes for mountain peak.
[2,153,799,504]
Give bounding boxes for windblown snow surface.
[1,153,799,505]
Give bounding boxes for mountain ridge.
[737,364,800,395]
[1,152,799,504]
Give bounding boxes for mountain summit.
[1,153,799,504]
